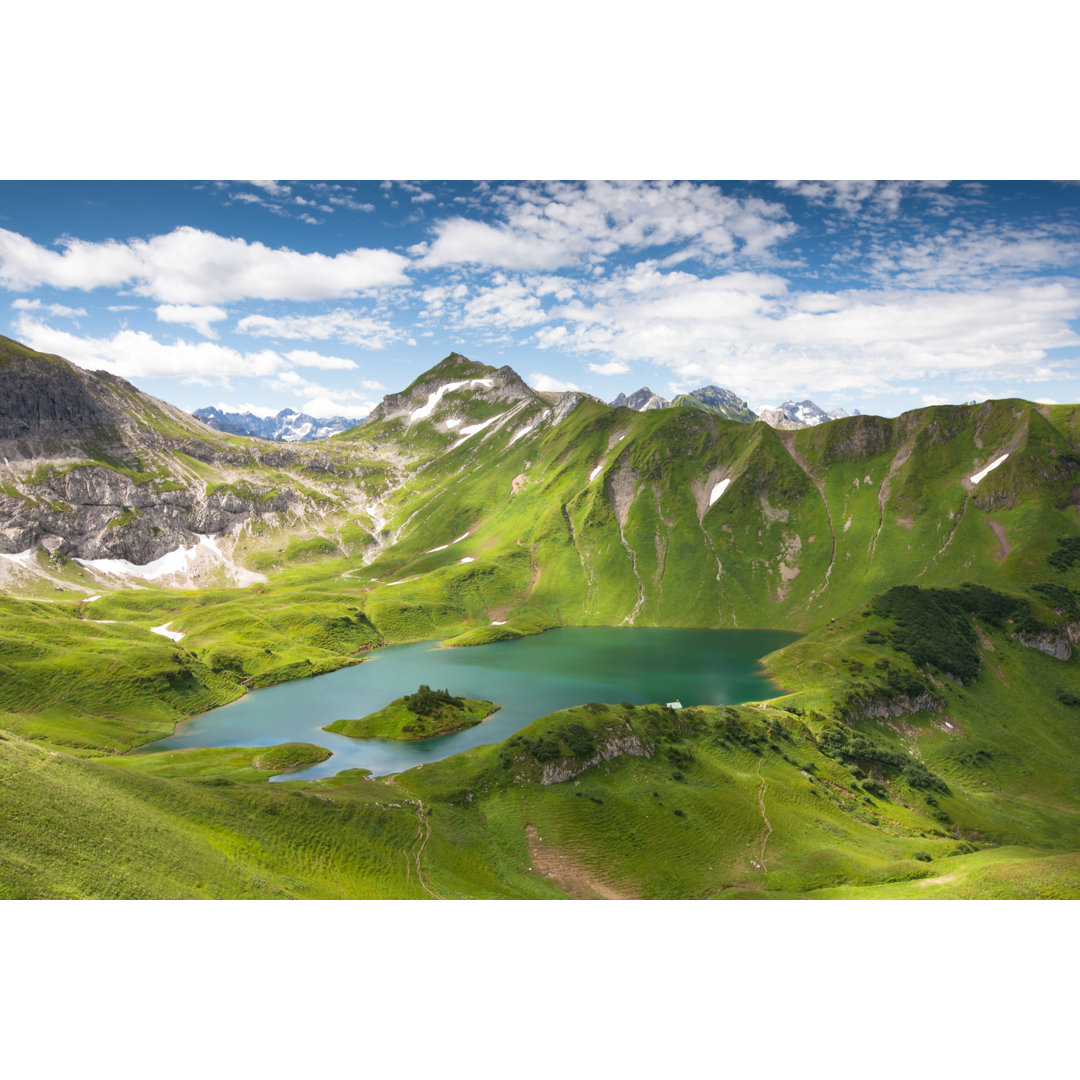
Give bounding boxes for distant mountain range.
[193,407,365,442]
[610,386,857,427]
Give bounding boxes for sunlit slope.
[352,395,1080,636]
[0,732,424,899]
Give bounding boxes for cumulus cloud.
[867,225,1080,288]
[10,297,86,318]
[14,315,286,382]
[155,303,228,338]
[0,225,410,303]
[528,372,580,392]
[301,396,370,418]
[588,360,630,375]
[283,349,357,370]
[537,265,1080,402]
[266,370,377,416]
[417,181,795,270]
[463,278,548,328]
[212,401,280,419]
[775,180,953,217]
[236,308,404,349]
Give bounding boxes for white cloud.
[236,308,404,349]
[528,372,580,392]
[412,192,436,204]
[155,303,228,338]
[537,266,1080,402]
[247,181,292,198]
[212,401,279,419]
[868,226,1080,288]
[417,181,795,270]
[0,225,410,303]
[301,396,370,418]
[283,348,357,371]
[14,315,286,382]
[588,360,630,375]
[328,196,375,212]
[10,297,86,318]
[463,278,548,328]
[775,180,952,216]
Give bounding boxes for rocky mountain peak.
[610,387,671,411]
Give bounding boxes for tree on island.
[404,685,463,716]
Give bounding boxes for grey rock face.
[539,730,654,785]
[609,387,671,411]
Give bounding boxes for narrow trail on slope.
[617,524,646,625]
[385,778,444,900]
[780,439,836,606]
[868,442,913,565]
[698,521,738,626]
[916,494,970,579]
[755,756,772,876]
[562,504,595,611]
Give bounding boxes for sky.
[2,179,1079,420]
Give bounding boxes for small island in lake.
[324,685,498,742]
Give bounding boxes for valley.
[2,334,1079,898]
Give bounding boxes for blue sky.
[2,179,1079,419]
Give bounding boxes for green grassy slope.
[4,346,1080,897]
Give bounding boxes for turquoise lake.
[139,626,798,779]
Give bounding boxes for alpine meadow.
[2,179,1079,899]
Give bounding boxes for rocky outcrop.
[1016,631,1073,661]
[842,691,942,723]
[539,730,654,785]
[1,465,305,562]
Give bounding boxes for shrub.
[913,851,933,862]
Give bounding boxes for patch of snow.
[0,548,36,567]
[459,557,475,564]
[409,378,494,424]
[708,478,731,506]
[450,413,503,448]
[82,595,103,602]
[507,423,536,446]
[385,577,420,587]
[425,531,469,554]
[74,534,266,588]
[589,463,604,483]
[150,622,185,643]
[490,620,507,626]
[944,721,954,729]
[970,453,1009,485]
[444,418,462,429]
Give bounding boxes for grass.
[325,690,497,741]
[4,341,1080,896]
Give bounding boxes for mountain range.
[2,332,1079,899]
[610,385,857,428]
[193,406,366,442]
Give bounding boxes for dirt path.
[755,756,772,874]
[385,778,444,899]
[525,824,633,899]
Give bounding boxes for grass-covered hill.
[326,685,497,741]
[2,337,1080,897]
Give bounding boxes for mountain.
[3,335,1080,898]
[193,407,365,442]
[671,385,757,423]
[609,387,670,411]
[756,399,860,428]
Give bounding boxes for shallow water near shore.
[138,626,798,778]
